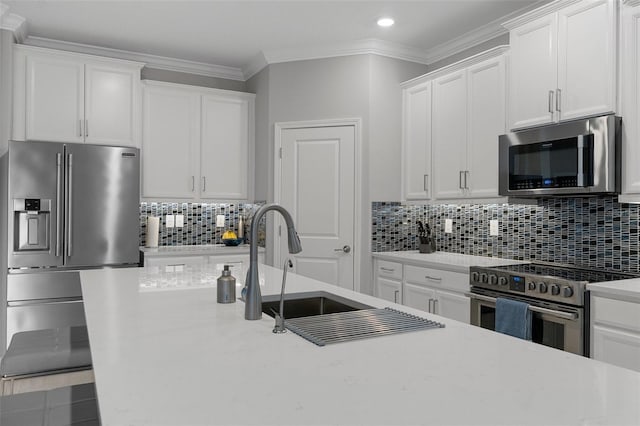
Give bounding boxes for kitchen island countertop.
[80,264,640,425]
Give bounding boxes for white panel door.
[280,126,355,289]
[403,81,432,200]
[376,277,402,304]
[26,55,84,143]
[85,63,139,147]
[508,13,558,130]
[432,70,467,199]
[557,0,616,122]
[436,290,470,323]
[467,56,505,199]
[200,94,249,200]
[142,84,199,199]
[622,3,640,194]
[403,283,435,313]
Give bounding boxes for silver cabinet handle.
[428,298,434,313]
[202,176,206,192]
[556,88,561,112]
[548,90,554,114]
[191,176,195,192]
[423,174,429,192]
[78,119,83,137]
[465,292,578,320]
[85,119,88,137]
[55,153,62,257]
[434,299,439,314]
[66,153,73,258]
[425,275,442,282]
[334,245,351,253]
[394,290,399,303]
[459,171,464,189]
[464,171,469,190]
[380,267,395,272]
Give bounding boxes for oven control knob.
[528,281,536,291]
[538,282,548,293]
[562,286,574,298]
[498,277,508,286]
[471,272,479,282]
[480,273,488,283]
[550,284,560,296]
[489,274,498,285]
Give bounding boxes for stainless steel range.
[468,263,637,356]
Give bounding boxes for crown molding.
[0,6,26,43]
[503,0,582,30]
[23,36,245,81]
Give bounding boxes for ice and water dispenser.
[13,198,51,252]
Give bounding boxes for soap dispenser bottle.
[217,265,236,303]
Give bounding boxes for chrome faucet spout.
[244,203,302,321]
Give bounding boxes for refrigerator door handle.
[55,153,63,257]
[66,153,73,258]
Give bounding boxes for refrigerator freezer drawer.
[7,271,82,302]
[6,301,86,349]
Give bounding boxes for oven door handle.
[465,292,578,320]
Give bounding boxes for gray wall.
[0,29,13,155]
[141,67,248,92]
[248,54,428,294]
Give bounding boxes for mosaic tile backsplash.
[139,203,263,247]
[372,197,640,272]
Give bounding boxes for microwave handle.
[465,292,578,320]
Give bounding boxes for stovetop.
[489,263,639,284]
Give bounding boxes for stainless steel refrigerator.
[1,141,140,353]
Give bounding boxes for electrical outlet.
[216,215,226,227]
[489,220,499,236]
[166,215,175,228]
[175,214,184,228]
[444,219,453,234]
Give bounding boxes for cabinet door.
[142,84,199,200]
[622,3,640,194]
[376,276,402,304]
[592,325,640,372]
[404,282,435,313]
[145,256,207,268]
[200,94,250,200]
[432,70,467,199]
[557,0,616,122]
[436,290,470,323]
[25,55,84,143]
[466,56,505,199]
[508,13,558,129]
[402,82,432,200]
[85,63,140,147]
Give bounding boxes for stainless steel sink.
[261,291,372,319]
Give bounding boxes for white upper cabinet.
[141,81,255,202]
[13,45,143,147]
[506,0,617,130]
[620,0,640,199]
[401,47,507,203]
[402,82,432,201]
[433,70,468,200]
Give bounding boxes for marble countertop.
[80,263,640,425]
[140,244,259,257]
[372,250,526,273]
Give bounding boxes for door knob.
[334,245,351,253]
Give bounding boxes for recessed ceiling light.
[377,17,394,27]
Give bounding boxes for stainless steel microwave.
[498,115,621,197]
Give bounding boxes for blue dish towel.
[495,298,532,341]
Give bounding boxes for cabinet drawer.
[592,296,640,333]
[404,265,468,293]
[376,260,402,280]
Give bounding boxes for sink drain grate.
[284,307,445,346]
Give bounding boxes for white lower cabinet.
[374,259,470,323]
[591,294,640,372]
[144,255,207,269]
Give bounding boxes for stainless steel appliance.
[498,115,621,197]
[1,141,140,353]
[468,263,637,356]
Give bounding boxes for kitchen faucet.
[244,203,302,320]
[273,258,294,333]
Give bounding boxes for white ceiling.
[1,0,547,80]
